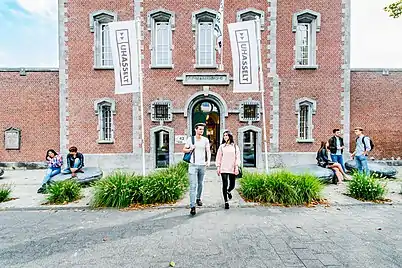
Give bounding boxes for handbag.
[183,136,195,163]
[234,144,243,179]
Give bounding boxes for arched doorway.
[192,100,220,161]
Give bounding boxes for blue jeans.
[42,167,61,184]
[331,154,346,172]
[355,154,369,175]
[188,164,205,208]
[62,158,81,174]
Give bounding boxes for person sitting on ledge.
[316,141,351,184]
[37,149,63,193]
[62,146,84,177]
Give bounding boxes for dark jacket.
[328,136,344,154]
[316,148,330,168]
[66,152,84,170]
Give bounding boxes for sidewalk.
[0,167,401,211]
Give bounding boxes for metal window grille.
[101,105,112,140]
[299,105,309,139]
[243,104,258,121]
[155,104,169,120]
[101,24,113,66]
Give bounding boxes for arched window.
[292,10,321,69]
[192,9,219,68]
[243,130,257,167]
[90,10,117,69]
[236,8,265,30]
[295,97,317,142]
[147,9,175,68]
[94,98,116,143]
[155,130,169,168]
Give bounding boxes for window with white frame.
[236,8,265,30]
[192,9,218,68]
[94,98,116,143]
[147,9,175,68]
[292,10,321,69]
[295,98,316,142]
[90,10,117,69]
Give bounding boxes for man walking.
[183,123,211,216]
[328,129,346,172]
[351,127,371,175]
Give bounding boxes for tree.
[384,0,402,18]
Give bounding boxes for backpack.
[356,136,374,151]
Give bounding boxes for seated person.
[37,149,63,193]
[317,141,351,184]
[62,146,84,177]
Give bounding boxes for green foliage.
[347,172,387,201]
[0,184,12,203]
[384,0,402,18]
[239,170,323,206]
[91,162,189,208]
[46,180,82,204]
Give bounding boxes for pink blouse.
[216,143,241,174]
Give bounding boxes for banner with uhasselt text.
[227,20,259,92]
[109,20,140,94]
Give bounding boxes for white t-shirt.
[185,136,209,165]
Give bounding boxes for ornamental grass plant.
[46,180,82,204]
[347,171,387,201]
[0,184,12,203]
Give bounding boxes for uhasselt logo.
[115,29,132,86]
[235,30,252,85]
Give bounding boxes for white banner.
[109,21,140,94]
[228,20,259,92]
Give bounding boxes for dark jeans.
[221,173,236,202]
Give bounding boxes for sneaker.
[190,207,196,215]
[37,184,46,194]
[227,191,232,200]
[196,199,203,206]
[225,202,229,209]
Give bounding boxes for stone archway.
[184,91,228,161]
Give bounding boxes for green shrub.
[92,171,143,208]
[46,180,82,204]
[347,172,387,201]
[91,162,189,208]
[0,184,12,203]
[239,170,323,206]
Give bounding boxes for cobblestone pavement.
[0,205,401,268]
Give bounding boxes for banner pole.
[255,16,269,173]
[136,18,146,177]
[218,0,224,71]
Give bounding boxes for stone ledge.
[0,162,47,170]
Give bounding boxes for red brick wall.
[0,71,59,162]
[142,0,269,152]
[276,0,343,152]
[350,71,402,158]
[66,0,134,154]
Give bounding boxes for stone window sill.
[296,138,315,143]
[94,66,114,70]
[97,139,115,144]
[150,64,174,69]
[293,65,319,70]
[194,64,218,69]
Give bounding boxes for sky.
[0,0,401,68]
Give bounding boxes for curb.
[1,201,400,212]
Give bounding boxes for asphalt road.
[0,205,401,268]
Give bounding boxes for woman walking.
[37,149,63,193]
[216,130,241,209]
[316,141,350,184]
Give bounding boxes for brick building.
[0,0,401,170]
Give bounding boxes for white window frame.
[292,10,321,70]
[94,98,116,143]
[239,99,261,122]
[295,97,316,143]
[90,10,117,69]
[192,9,219,69]
[236,8,265,30]
[150,100,172,122]
[147,9,175,68]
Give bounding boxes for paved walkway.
[1,206,401,267]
